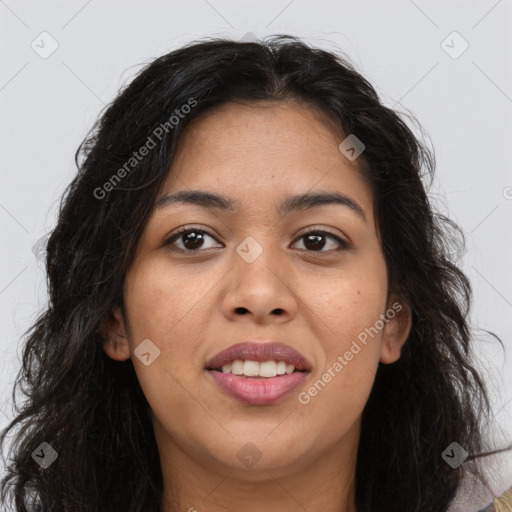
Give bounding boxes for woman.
[0,35,508,512]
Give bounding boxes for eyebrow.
[155,189,367,223]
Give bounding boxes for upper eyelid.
[165,224,349,248]
[166,224,345,240]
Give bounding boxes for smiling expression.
[102,98,411,481]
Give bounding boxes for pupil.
[305,233,325,251]
[183,231,204,250]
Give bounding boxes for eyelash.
[163,224,350,254]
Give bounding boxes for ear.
[101,306,131,361]
[379,294,412,364]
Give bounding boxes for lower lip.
[207,370,309,405]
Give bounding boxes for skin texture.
[103,100,412,512]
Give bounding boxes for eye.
[163,225,349,253]
[292,228,349,253]
[163,225,223,252]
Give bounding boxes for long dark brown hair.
[0,35,505,512]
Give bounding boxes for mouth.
[205,341,312,405]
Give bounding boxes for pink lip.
[205,341,311,405]
[207,370,309,405]
[205,341,312,371]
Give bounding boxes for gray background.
[1,1,511,509]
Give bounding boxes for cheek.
[297,306,382,443]
[297,262,386,415]
[311,264,388,353]
[121,261,214,410]
[123,258,217,347]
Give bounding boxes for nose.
[220,246,298,325]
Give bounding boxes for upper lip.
[205,341,312,371]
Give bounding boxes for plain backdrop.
[1,1,511,510]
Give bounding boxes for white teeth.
[259,360,277,377]
[220,359,297,377]
[276,361,287,375]
[243,360,260,377]
[231,360,244,375]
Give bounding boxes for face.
[103,100,411,482]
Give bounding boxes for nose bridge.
[221,233,298,322]
[235,234,286,290]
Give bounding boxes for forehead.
[172,99,346,167]
[159,100,373,221]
